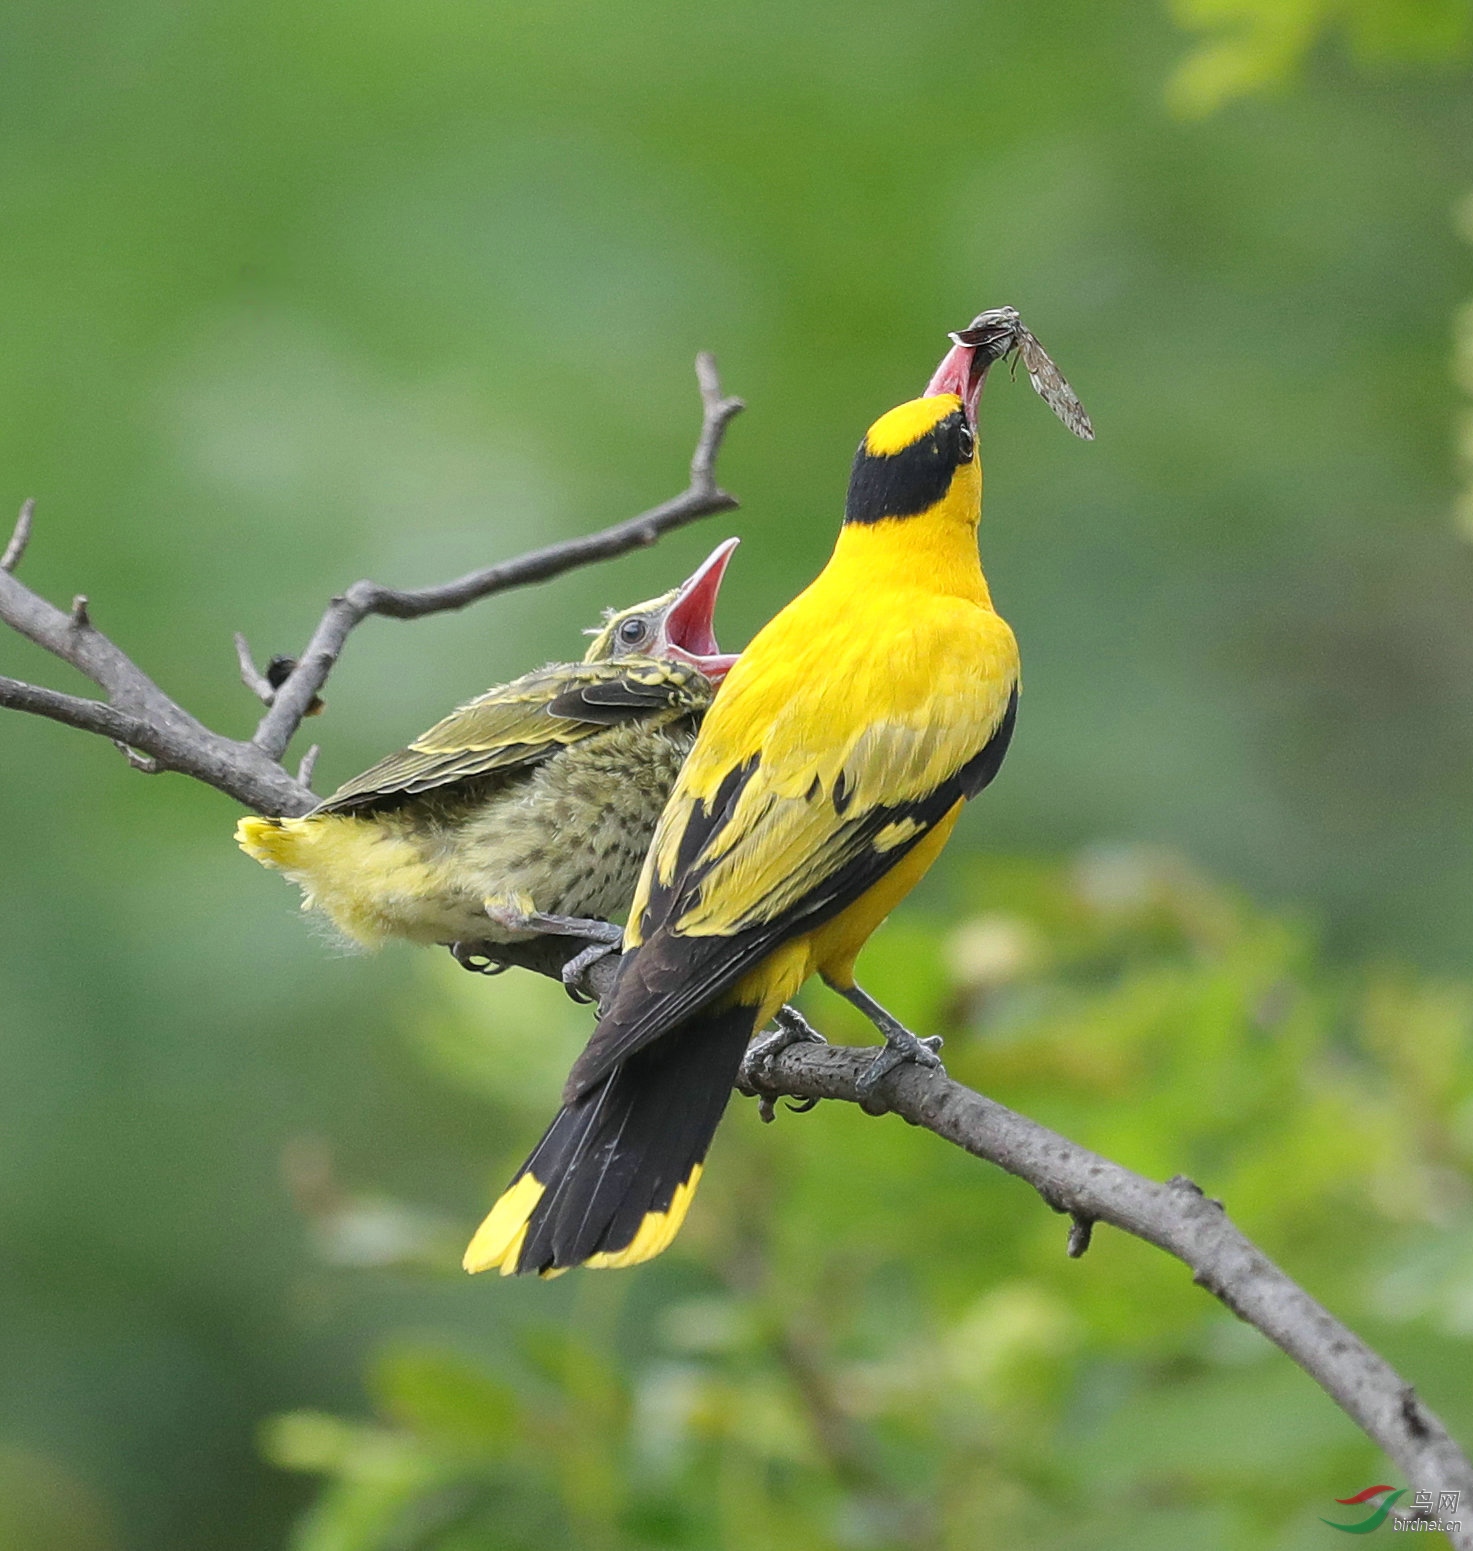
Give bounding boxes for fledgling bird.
[466,325,1041,1277]
[235,540,739,967]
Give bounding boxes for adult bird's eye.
[618,617,649,645]
[957,423,975,462]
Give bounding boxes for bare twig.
[251,353,744,760]
[112,741,162,774]
[0,673,171,750]
[0,568,312,812]
[234,632,276,706]
[0,356,744,813]
[2,498,33,572]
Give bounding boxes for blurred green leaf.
[1167,0,1470,115]
[262,852,1473,1548]
[370,1346,520,1453]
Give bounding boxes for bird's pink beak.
[659,537,740,684]
[923,310,1019,427]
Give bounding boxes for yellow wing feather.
[630,543,1018,949]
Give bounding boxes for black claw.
[742,1013,827,1123]
[451,943,509,975]
[558,941,619,1006]
[753,1090,819,1125]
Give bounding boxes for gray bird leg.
[745,1004,826,1074]
[482,897,625,994]
[743,1005,827,1122]
[454,901,624,995]
[482,899,625,947]
[829,980,944,1097]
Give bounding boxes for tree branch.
[470,940,1473,1544]
[0,673,162,749]
[0,356,743,812]
[750,1049,1473,1541]
[251,352,743,759]
[0,568,314,812]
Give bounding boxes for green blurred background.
[4,1,1473,1546]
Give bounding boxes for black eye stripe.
[845,410,971,525]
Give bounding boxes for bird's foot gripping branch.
[475,931,1473,1546]
[739,1038,1473,1548]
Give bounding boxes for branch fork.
[0,355,743,814]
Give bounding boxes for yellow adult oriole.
[236,540,738,971]
[466,330,1024,1276]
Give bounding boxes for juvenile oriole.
[236,540,738,969]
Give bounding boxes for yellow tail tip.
[236,813,299,868]
[584,1165,703,1270]
[462,1164,704,1277]
[463,1173,546,1276]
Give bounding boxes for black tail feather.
[464,1004,755,1276]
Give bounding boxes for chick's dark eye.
[957,423,975,462]
[618,617,649,645]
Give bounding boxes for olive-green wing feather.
[314,658,712,814]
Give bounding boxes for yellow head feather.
[863,393,962,457]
